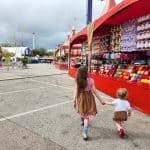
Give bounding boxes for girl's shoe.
[119,128,125,138]
[81,118,84,126]
[83,132,88,141]
[81,121,84,126]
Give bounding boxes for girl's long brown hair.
[76,66,88,97]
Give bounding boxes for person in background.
[104,88,131,138]
[73,66,105,140]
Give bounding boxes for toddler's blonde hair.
[116,88,128,99]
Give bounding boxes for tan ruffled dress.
[75,78,97,119]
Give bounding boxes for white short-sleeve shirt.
[112,99,131,112]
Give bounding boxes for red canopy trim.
[105,0,150,25]
[71,0,150,44]
[61,44,82,49]
[94,0,150,35]
[94,0,139,31]
[70,27,87,45]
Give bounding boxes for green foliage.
[31,48,46,57]
[21,56,28,65]
[31,48,54,57]
[5,56,11,63]
[2,50,15,57]
[47,51,54,56]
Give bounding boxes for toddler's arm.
[127,109,131,117]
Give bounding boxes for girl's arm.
[105,101,114,105]
[92,84,105,105]
[73,82,77,108]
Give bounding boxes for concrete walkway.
[0,63,67,80]
[0,64,149,150]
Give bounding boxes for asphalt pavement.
[0,64,149,150]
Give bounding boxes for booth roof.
[70,0,150,44]
[94,0,150,35]
[61,35,82,49]
[70,27,87,45]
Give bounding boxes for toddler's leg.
[115,121,122,131]
[115,121,125,137]
[120,121,125,129]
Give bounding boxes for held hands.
[101,102,105,105]
[128,111,131,117]
[99,99,105,105]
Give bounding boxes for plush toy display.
[98,65,115,76]
[113,65,150,84]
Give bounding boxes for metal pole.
[32,32,35,50]
[86,0,92,25]
[68,43,71,69]
[86,0,92,72]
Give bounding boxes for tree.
[2,50,15,57]
[47,51,54,56]
[31,48,47,57]
[21,56,28,68]
[31,49,40,56]
[38,48,47,56]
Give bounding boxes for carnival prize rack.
[91,13,150,85]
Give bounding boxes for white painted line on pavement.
[0,100,73,122]
[0,82,72,95]
[30,79,113,99]
[29,79,114,100]
[29,79,72,90]
[0,86,48,95]
[0,94,112,123]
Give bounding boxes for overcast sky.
[0,0,122,50]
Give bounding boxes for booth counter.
[68,67,150,115]
[90,73,150,115]
[68,0,150,115]
[55,63,68,70]
[68,67,77,78]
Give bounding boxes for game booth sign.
[68,0,150,115]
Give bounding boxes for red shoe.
[119,128,125,138]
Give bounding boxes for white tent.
[1,47,31,58]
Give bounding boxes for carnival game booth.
[69,0,150,115]
[55,27,82,70]
[54,46,68,70]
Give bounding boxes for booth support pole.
[86,0,93,72]
[87,23,94,73]
[68,43,72,69]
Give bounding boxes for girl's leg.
[81,117,84,126]
[83,118,89,140]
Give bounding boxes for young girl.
[73,66,104,140]
[105,88,131,137]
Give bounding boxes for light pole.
[32,32,35,50]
